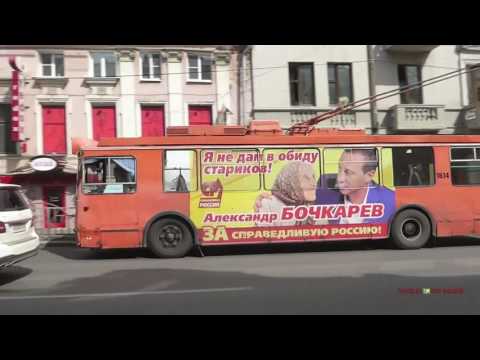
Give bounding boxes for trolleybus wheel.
[391,209,431,250]
[147,218,193,258]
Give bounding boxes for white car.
[0,184,40,269]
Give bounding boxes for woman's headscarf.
[271,161,316,206]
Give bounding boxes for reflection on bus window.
[164,150,197,192]
[110,158,136,183]
[83,157,136,195]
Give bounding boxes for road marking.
[0,287,253,301]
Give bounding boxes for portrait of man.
[316,148,395,224]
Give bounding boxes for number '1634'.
[437,172,450,179]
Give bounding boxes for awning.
[2,158,33,175]
[58,157,78,174]
[1,157,78,176]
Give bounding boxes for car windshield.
[0,188,29,211]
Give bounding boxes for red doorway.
[93,106,116,141]
[141,106,165,136]
[188,105,212,125]
[43,186,66,228]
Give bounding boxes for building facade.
[240,45,480,134]
[2,44,480,236]
[0,45,241,235]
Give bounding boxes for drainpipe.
[249,46,255,121]
[457,47,466,108]
[367,45,379,133]
[237,45,252,125]
[237,46,242,125]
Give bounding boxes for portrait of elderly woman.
[256,161,327,227]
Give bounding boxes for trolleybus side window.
[83,157,136,194]
[382,147,435,187]
[164,150,197,192]
[451,146,480,185]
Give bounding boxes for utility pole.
[367,45,379,133]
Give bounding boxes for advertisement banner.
[190,147,396,244]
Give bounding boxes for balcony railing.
[290,110,319,124]
[389,104,445,130]
[328,112,357,128]
[290,110,357,128]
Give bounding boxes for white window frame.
[467,64,480,109]
[460,55,480,107]
[187,54,213,83]
[140,53,162,81]
[450,146,478,161]
[39,52,64,78]
[90,52,118,78]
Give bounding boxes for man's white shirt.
[339,186,370,224]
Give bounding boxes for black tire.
[391,209,431,249]
[147,217,193,258]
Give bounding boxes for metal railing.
[291,110,357,128]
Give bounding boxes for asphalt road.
[1,238,480,314]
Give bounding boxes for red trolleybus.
[75,121,480,258]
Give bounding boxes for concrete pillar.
[166,51,184,126]
[118,49,137,137]
[215,51,233,124]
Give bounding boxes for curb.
[39,241,77,249]
[40,240,76,245]
[39,236,76,248]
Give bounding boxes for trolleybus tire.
[147,217,193,258]
[391,209,431,250]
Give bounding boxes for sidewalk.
[39,234,76,247]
